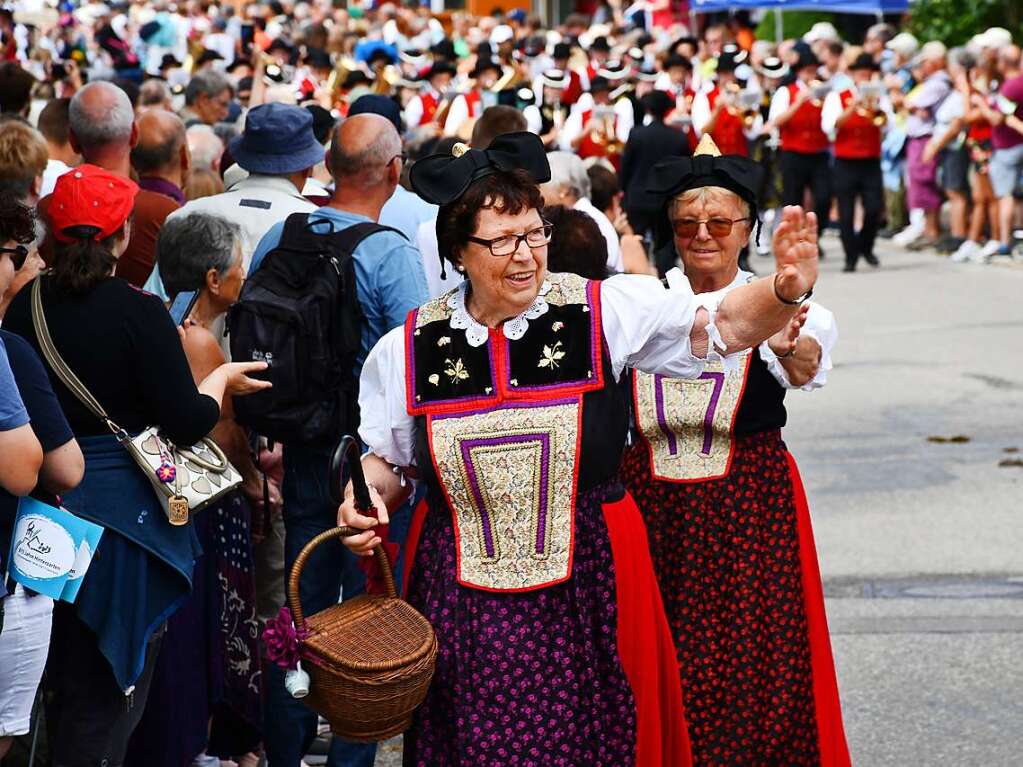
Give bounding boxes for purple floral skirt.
[403,481,637,767]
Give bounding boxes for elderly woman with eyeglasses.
[336,133,819,766]
[620,136,849,767]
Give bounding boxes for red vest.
[706,87,749,157]
[779,83,829,155]
[464,90,483,119]
[562,70,584,106]
[419,91,439,125]
[833,89,881,160]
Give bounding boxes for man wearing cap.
[823,53,890,271]
[550,42,584,106]
[902,41,951,249]
[403,59,454,129]
[525,69,569,148]
[152,103,320,290]
[37,81,179,289]
[248,113,426,767]
[585,35,612,83]
[561,75,631,167]
[692,47,762,157]
[769,47,832,254]
[443,56,501,136]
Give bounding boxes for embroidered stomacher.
[633,352,752,483]
[428,399,581,592]
[405,271,604,415]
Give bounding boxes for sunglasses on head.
[670,217,750,239]
[0,245,30,270]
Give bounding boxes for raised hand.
[771,205,819,303]
[768,303,809,357]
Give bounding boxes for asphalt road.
[782,234,1023,767]
[338,236,1023,767]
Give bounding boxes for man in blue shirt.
[250,113,427,767]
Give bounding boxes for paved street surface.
[337,235,1023,767]
[785,233,1023,767]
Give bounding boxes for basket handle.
[286,436,396,632]
[286,525,397,632]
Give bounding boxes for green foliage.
[753,10,836,43]
[906,0,1023,47]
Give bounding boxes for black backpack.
[228,213,402,447]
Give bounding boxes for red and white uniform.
[443,90,484,135]
[769,81,830,154]
[691,85,762,157]
[820,88,884,159]
[403,88,442,128]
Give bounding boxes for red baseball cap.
[49,164,138,243]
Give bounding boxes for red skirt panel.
[786,451,851,767]
[621,430,849,767]
[603,492,693,767]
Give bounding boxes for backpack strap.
[323,221,407,262]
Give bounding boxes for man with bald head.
[132,109,189,205]
[249,111,427,767]
[37,81,180,286]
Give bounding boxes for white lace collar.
[448,280,552,347]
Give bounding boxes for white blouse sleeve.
[600,272,705,381]
[758,301,838,391]
[358,326,417,469]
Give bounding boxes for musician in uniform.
[768,48,833,257]
[822,53,889,271]
[444,57,502,137]
[403,60,456,129]
[526,69,570,149]
[550,41,585,106]
[561,75,632,168]
[691,48,763,158]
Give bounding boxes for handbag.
[31,278,242,526]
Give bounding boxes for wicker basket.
[287,526,438,742]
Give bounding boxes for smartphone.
[240,23,254,55]
[169,290,199,326]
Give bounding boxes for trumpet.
[810,79,832,107]
[856,81,887,127]
[737,89,761,128]
[592,106,623,156]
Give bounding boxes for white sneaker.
[973,240,1002,263]
[893,222,925,247]
[950,240,980,262]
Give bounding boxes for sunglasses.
[671,217,750,239]
[0,245,29,270]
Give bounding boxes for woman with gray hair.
[541,150,623,272]
[130,212,267,765]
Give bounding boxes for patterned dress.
[361,272,697,767]
[621,273,849,767]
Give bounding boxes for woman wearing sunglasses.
[335,132,819,766]
[620,136,849,767]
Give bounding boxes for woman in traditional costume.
[336,132,820,766]
[620,135,850,767]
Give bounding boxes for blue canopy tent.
[688,0,910,42]
[690,0,908,11]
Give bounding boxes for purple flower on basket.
[264,606,308,670]
[156,462,176,483]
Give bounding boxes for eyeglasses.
[467,222,554,257]
[0,245,29,270]
[670,217,750,239]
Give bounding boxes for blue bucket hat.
[229,103,324,175]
